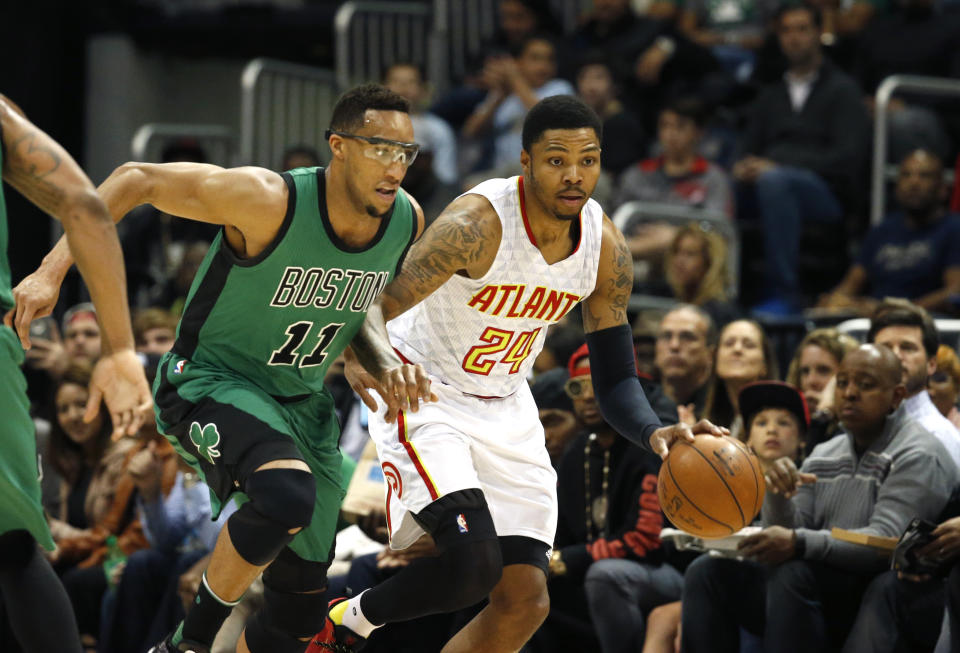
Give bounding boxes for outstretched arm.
[347,193,500,419]
[0,95,150,436]
[8,160,288,340]
[582,217,725,456]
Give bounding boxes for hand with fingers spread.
[764,456,817,499]
[89,349,153,440]
[916,516,960,563]
[344,347,388,413]
[3,267,63,349]
[738,526,797,565]
[375,363,439,423]
[649,419,728,460]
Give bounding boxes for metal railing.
[612,201,739,300]
[837,317,960,351]
[432,0,498,91]
[240,57,338,169]
[871,75,960,225]
[335,1,432,91]
[130,123,236,165]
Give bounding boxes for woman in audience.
[702,319,777,439]
[663,224,738,328]
[785,328,859,454]
[929,344,960,429]
[45,363,145,643]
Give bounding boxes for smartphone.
[892,518,947,576]
[28,317,57,342]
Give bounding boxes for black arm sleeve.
[585,324,663,452]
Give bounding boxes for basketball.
[658,435,766,539]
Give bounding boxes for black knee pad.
[244,610,311,653]
[229,468,316,566]
[0,531,37,571]
[412,490,503,608]
[263,546,333,594]
[413,488,498,550]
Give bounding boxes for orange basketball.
[658,435,766,539]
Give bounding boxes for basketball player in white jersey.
[314,95,726,652]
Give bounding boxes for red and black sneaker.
[307,598,367,652]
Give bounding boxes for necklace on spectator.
[584,433,611,542]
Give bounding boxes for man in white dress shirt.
[868,298,960,467]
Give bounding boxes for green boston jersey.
[171,167,416,397]
[0,135,16,312]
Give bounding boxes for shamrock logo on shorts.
[189,422,222,464]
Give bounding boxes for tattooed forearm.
[4,130,67,215]
[584,219,633,332]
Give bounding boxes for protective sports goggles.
[564,375,594,398]
[326,129,420,167]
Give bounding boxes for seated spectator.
[575,55,647,178]
[383,62,461,221]
[493,0,563,52]
[785,327,859,454]
[153,241,209,316]
[735,3,868,314]
[644,381,809,653]
[24,302,101,381]
[703,319,777,437]
[868,298,960,468]
[614,98,734,218]
[930,344,960,429]
[119,142,218,308]
[661,224,739,328]
[530,368,580,467]
[855,0,960,163]
[462,33,574,175]
[681,344,956,653]
[98,431,236,653]
[280,145,321,171]
[654,304,716,419]
[678,0,776,79]
[532,344,675,652]
[133,307,177,356]
[44,363,146,641]
[820,150,960,315]
[533,321,585,375]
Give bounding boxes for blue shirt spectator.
[821,149,960,315]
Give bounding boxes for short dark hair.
[663,304,718,346]
[867,298,940,358]
[521,95,603,152]
[776,2,822,28]
[329,84,410,133]
[662,97,709,129]
[512,31,558,58]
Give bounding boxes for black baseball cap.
[739,381,810,431]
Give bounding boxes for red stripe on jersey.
[397,411,439,500]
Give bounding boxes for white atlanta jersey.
[389,175,604,397]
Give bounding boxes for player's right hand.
[87,349,154,440]
[3,267,62,349]
[650,419,727,460]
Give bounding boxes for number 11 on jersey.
[269,321,345,367]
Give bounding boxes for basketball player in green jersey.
[0,95,152,652]
[11,84,436,653]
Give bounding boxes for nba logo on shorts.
[174,360,185,374]
[456,513,469,533]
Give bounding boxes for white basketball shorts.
[367,375,558,550]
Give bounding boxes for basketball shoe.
[307,598,367,652]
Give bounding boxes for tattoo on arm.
[4,129,67,215]
[584,225,632,331]
[382,202,494,315]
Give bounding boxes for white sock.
[342,590,380,638]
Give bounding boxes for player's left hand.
[649,419,728,460]
[738,526,796,565]
[87,349,154,440]
[376,363,439,423]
